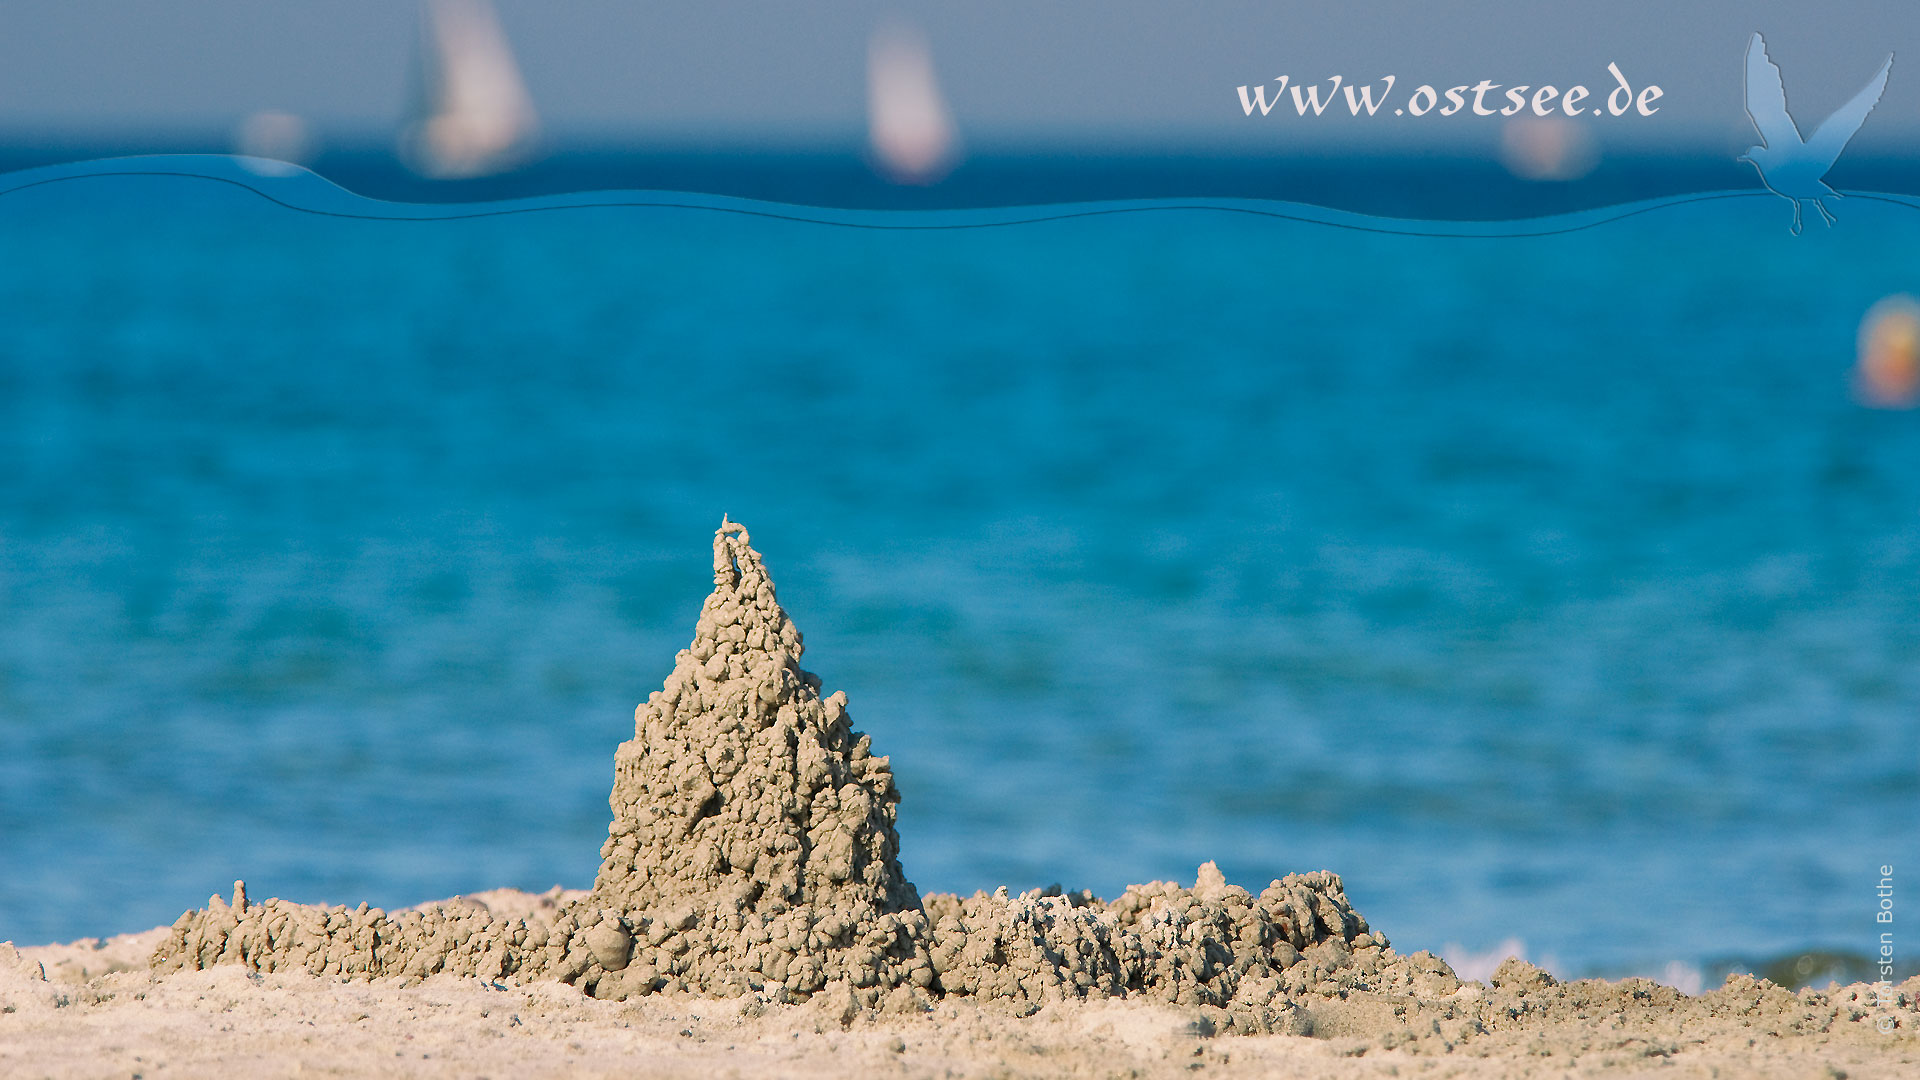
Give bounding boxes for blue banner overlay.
[6,152,1920,235]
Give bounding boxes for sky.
[0,2,1914,153]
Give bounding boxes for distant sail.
[400,0,539,179]
[867,22,960,185]
[1498,115,1598,182]
[233,110,314,177]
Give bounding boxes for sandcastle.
[153,519,1444,1025]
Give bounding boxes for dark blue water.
[1,163,1916,983]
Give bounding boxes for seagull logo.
[1741,32,1892,234]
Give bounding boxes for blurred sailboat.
[1498,115,1597,182]
[400,0,539,179]
[867,21,961,185]
[232,110,315,177]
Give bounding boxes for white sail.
[867,21,960,185]
[400,0,539,179]
[233,110,314,176]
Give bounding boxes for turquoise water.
[1,161,1916,981]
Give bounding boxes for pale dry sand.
[5,911,1916,1080]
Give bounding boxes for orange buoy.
[1855,295,1920,409]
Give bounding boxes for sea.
[1,149,1916,989]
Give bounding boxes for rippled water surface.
[1,166,1916,978]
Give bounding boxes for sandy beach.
[4,918,1916,1079]
[6,522,1915,1078]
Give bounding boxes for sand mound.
[150,519,1397,1019]
[579,518,933,1001]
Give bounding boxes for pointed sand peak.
[591,519,917,922]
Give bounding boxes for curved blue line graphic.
[4,154,1916,238]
